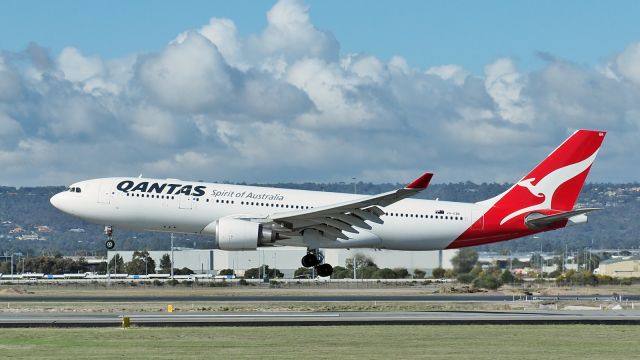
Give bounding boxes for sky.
[1,0,639,186]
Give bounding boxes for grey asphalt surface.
[0,294,636,302]
[1,310,640,327]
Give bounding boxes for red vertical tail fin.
[448,130,605,249]
[483,130,606,226]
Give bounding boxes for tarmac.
[0,294,636,302]
[1,310,640,327]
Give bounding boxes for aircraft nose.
[50,192,67,212]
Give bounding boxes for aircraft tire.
[301,253,320,267]
[316,263,333,277]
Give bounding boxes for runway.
[0,294,636,302]
[1,310,640,327]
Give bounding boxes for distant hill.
[0,182,638,256]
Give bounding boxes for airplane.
[50,129,606,277]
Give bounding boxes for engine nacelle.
[211,218,274,251]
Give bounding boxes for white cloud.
[0,0,638,186]
[250,0,339,64]
[0,55,24,101]
[58,47,104,83]
[130,105,178,145]
[194,18,246,70]
[484,58,535,125]
[607,42,640,85]
[344,55,386,84]
[286,58,401,129]
[0,112,22,138]
[426,64,469,85]
[137,32,234,112]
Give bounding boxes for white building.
[107,248,456,278]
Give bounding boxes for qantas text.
[117,181,206,197]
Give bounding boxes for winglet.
[405,172,433,189]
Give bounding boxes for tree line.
[0,251,194,275]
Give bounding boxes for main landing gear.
[301,250,333,277]
[104,225,115,250]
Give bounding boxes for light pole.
[533,236,543,277]
[352,177,357,194]
[563,243,567,273]
[353,255,356,280]
[170,233,175,279]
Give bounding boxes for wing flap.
[352,208,383,224]
[331,213,372,230]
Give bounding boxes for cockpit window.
[76,187,81,193]
[67,187,81,193]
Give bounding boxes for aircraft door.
[179,194,193,209]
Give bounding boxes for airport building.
[596,257,640,278]
[107,248,457,278]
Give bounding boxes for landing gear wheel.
[315,263,333,277]
[301,253,321,267]
[105,239,115,250]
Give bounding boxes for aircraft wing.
[267,173,433,240]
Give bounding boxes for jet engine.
[208,218,277,250]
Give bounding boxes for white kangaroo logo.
[499,150,599,225]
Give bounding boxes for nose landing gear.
[104,226,115,250]
[301,250,333,277]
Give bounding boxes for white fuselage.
[51,177,485,251]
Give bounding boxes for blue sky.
[3,1,640,73]
[0,0,639,186]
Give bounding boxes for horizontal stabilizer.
[525,208,601,229]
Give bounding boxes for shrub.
[548,270,562,278]
[500,269,516,284]
[374,268,397,279]
[393,267,410,279]
[431,267,446,278]
[473,272,502,290]
[457,273,475,284]
[620,278,632,286]
[413,269,426,279]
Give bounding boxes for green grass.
[0,325,638,359]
